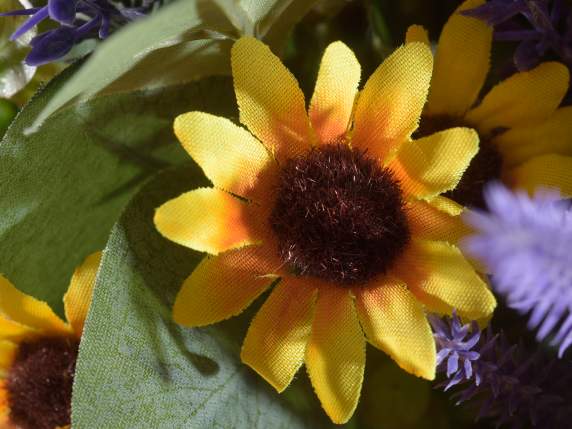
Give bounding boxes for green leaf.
[72,166,328,428]
[28,0,319,131]
[0,65,236,315]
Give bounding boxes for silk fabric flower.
[407,0,572,209]
[0,252,100,429]
[155,36,496,423]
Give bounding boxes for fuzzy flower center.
[269,144,410,286]
[414,114,504,209]
[6,337,79,429]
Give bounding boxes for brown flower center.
[6,337,79,429]
[269,144,410,286]
[413,114,504,209]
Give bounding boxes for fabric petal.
[393,240,496,320]
[355,278,435,379]
[309,41,361,145]
[428,196,464,216]
[172,246,278,327]
[173,112,272,197]
[352,42,433,162]
[231,36,314,160]
[465,62,569,135]
[241,278,317,392]
[305,287,365,424]
[0,341,17,374]
[388,128,478,199]
[426,0,492,117]
[0,317,36,342]
[506,154,572,197]
[406,200,469,244]
[154,188,260,255]
[495,107,572,167]
[405,25,429,45]
[0,381,9,420]
[0,275,69,335]
[63,252,101,338]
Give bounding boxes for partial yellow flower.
[155,37,496,424]
[0,252,101,429]
[408,0,572,208]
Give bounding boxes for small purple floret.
[429,311,481,390]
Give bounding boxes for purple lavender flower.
[431,313,572,428]
[0,0,162,66]
[429,311,481,390]
[463,183,572,357]
[463,0,572,72]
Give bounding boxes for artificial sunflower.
[0,252,101,429]
[407,0,572,209]
[154,37,496,423]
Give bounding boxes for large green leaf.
[28,0,318,131]
[72,165,332,428]
[0,65,236,315]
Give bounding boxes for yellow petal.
[305,287,365,424]
[495,107,572,167]
[405,25,429,45]
[231,36,314,160]
[507,154,572,197]
[309,41,361,145]
[406,200,469,244]
[241,278,317,392]
[172,246,277,327]
[466,62,570,135]
[352,42,433,162]
[173,112,272,197]
[0,317,36,342]
[0,341,17,374]
[428,195,464,216]
[389,128,478,199]
[393,239,496,320]
[63,252,102,338]
[0,381,9,419]
[0,275,69,335]
[155,188,259,255]
[355,278,435,379]
[427,0,492,117]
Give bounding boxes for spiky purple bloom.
[462,183,572,358]
[0,0,162,66]
[431,313,572,428]
[464,0,572,72]
[429,311,481,390]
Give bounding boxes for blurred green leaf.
[360,357,431,429]
[0,64,236,315]
[72,166,327,428]
[0,98,17,135]
[29,0,319,131]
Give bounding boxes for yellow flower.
[408,0,572,208]
[155,37,496,424]
[0,252,101,429]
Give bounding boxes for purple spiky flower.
[430,312,572,428]
[0,0,163,66]
[462,183,572,358]
[463,0,572,72]
[463,0,572,104]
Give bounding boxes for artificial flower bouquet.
[0,1,570,428]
